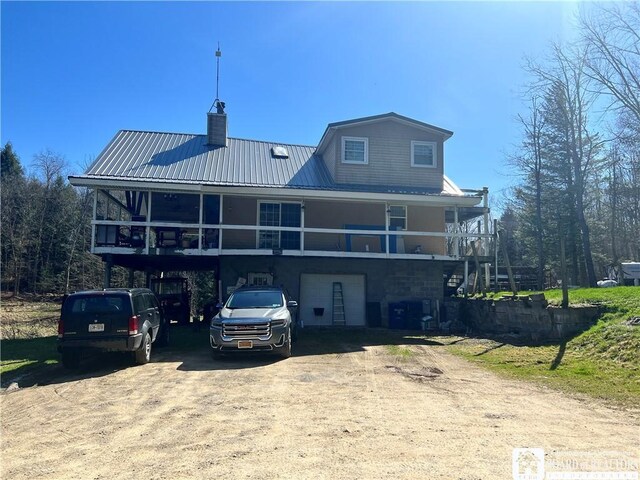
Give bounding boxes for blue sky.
[1,1,581,203]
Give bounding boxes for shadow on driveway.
[2,326,447,389]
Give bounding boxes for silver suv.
[210,286,298,358]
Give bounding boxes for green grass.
[385,344,416,360]
[447,340,640,405]
[1,336,60,380]
[444,286,640,406]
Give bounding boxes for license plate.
[88,323,104,332]
[237,340,253,349]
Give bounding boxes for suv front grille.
[222,322,271,339]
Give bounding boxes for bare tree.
[29,151,67,292]
[514,97,547,289]
[525,44,603,286]
[580,2,640,122]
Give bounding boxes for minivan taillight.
[128,315,139,335]
[57,318,64,338]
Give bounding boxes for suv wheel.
[134,332,152,365]
[275,327,292,359]
[61,349,81,369]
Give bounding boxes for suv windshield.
[226,291,283,309]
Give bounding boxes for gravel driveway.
[1,329,638,479]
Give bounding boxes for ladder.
[332,282,346,326]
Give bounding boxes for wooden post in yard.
[560,235,569,309]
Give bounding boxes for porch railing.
[91,220,494,260]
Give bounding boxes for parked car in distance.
[210,286,298,358]
[57,288,168,368]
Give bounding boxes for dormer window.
[342,136,368,164]
[411,141,437,168]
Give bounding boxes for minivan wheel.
[61,350,81,369]
[134,332,152,365]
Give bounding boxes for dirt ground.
[1,330,638,480]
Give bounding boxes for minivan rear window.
[64,295,131,316]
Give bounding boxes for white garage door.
[300,274,366,326]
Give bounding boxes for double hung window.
[258,202,301,249]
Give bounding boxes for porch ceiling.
[445,206,486,223]
[102,254,219,273]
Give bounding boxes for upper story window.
[411,141,437,168]
[342,136,369,164]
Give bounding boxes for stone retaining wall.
[447,294,600,341]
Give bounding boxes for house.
[69,105,492,327]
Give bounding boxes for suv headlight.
[210,317,223,328]
[271,317,287,327]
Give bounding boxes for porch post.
[453,205,459,257]
[145,192,152,255]
[218,194,224,255]
[385,203,390,258]
[300,200,305,256]
[128,268,135,288]
[483,187,491,290]
[198,193,204,251]
[91,189,98,252]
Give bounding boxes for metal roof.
[74,129,469,198]
[83,130,331,188]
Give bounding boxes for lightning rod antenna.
[215,42,221,101]
[209,43,225,113]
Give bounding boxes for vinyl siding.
[321,119,445,190]
[323,139,337,179]
[221,196,257,249]
[406,206,446,255]
[219,197,445,254]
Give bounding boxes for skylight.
[271,146,289,158]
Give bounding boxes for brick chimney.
[207,101,227,147]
